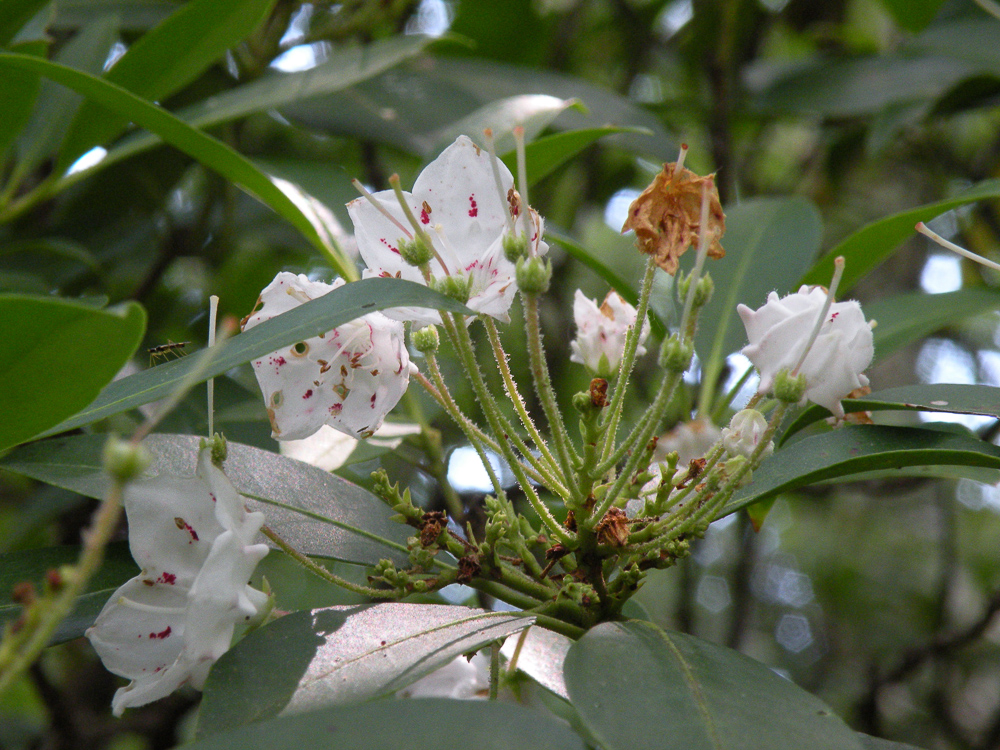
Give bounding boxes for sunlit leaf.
[0,433,411,565]
[197,604,533,735]
[565,620,863,750]
[0,294,145,452]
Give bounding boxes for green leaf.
[0,0,50,47]
[867,288,1000,358]
[503,625,572,700]
[908,17,1000,72]
[547,228,667,340]
[564,620,863,750]
[187,699,586,750]
[856,734,926,750]
[726,425,1000,515]
[799,179,1000,293]
[877,0,945,33]
[97,34,434,175]
[0,542,137,644]
[0,433,411,565]
[282,55,675,161]
[433,94,580,157]
[11,16,118,185]
[37,278,469,436]
[0,43,39,161]
[0,294,145,452]
[696,196,823,409]
[782,384,1000,442]
[753,55,978,119]
[506,125,652,187]
[197,604,533,736]
[0,52,353,277]
[56,0,277,170]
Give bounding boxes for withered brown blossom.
[622,162,726,275]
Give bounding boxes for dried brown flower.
[622,163,725,274]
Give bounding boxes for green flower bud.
[774,369,807,404]
[398,236,434,267]
[658,335,692,372]
[432,274,471,304]
[516,256,551,295]
[503,233,529,263]
[693,273,714,308]
[103,436,151,483]
[412,325,440,353]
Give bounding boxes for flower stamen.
[792,256,845,377]
[351,179,413,240]
[117,596,186,615]
[387,174,449,276]
[916,221,1000,272]
[483,128,517,236]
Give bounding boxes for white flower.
[242,272,414,441]
[86,444,269,716]
[737,285,874,418]
[279,421,421,472]
[722,409,772,458]
[569,290,649,377]
[346,135,547,324]
[397,652,491,700]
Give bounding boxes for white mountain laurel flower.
[737,285,874,418]
[569,290,649,377]
[347,135,547,324]
[86,445,269,716]
[722,409,773,458]
[242,272,414,441]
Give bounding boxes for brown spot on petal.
[621,163,725,275]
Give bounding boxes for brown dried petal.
[622,163,725,275]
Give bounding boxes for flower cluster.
[241,273,413,441]
[86,441,269,715]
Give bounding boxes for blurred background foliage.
[3,0,1000,748]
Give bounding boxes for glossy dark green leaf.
[695,196,823,408]
[782,384,1000,442]
[0,0,50,47]
[38,278,469,436]
[100,34,434,173]
[907,17,1000,72]
[726,425,1000,515]
[564,620,863,750]
[0,433,411,565]
[197,604,533,735]
[866,288,1000,357]
[0,44,39,159]
[799,179,1000,293]
[0,542,137,644]
[501,125,652,187]
[56,0,277,169]
[0,53,353,275]
[188,699,585,750]
[877,0,945,32]
[0,294,145,452]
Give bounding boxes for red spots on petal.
[420,201,432,224]
[174,517,199,542]
[381,238,400,254]
[150,626,172,640]
[209,493,216,503]
[329,403,343,415]
[370,393,378,407]
[157,572,177,585]
[303,389,313,399]
[468,194,478,217]
[830,311,839,321]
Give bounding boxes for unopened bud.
[503,233,529,263]
[515,257,551,295]
[432,274,471,304]
[398,236,434,267]
[774,369,807,404]
[103,436,151,483]
[412,325,440,353]
[693,273,714,307]
[658,335,692,372]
